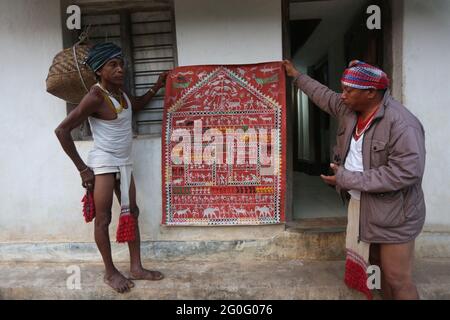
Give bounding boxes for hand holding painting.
[282,60,300,78]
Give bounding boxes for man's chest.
[93,98,130,121]
[337,116,390,169]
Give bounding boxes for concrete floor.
[293,172,347,219]
[1,258,450,299]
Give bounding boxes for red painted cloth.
[162,62,286,226]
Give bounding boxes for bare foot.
[130,267,164,281]
[104,270,135,293]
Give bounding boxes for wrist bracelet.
[79,167,90,174]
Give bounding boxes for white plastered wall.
[0,0,284,243]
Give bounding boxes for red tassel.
[116,209,136,243]
[81,190,96,223]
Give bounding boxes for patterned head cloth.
[341,60,389,90]
[85,42,123,72]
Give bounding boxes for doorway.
[286,0,388,220]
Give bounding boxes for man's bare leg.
[379,240,419,300]
[94,173,135,293]
[369,244,393,299]
[114,175,164,281]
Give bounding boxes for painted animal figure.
[171,71,194,78]
[174,208,191,218]
[262,177,273,183]
[227,101,241,108]
[173,178,183,185]
[232,207,247,216]
[260,66,280,74]
[203,207,220,219]
[255,206,271,217]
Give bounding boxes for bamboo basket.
[46,44,96,104]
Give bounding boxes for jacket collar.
[372,89,391,120]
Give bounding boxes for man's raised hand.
[155,71,169,90]
[282,60,300,78]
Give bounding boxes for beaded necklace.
[96,83,127,114]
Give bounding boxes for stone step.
[2,229,450,264]
[1,259,450,300]
[0,228,347,263]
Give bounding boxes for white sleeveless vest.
[86,86,133,168]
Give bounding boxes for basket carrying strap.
[73,44,89,94]
[72,25,92,94]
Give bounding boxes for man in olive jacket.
[283,60,426,300]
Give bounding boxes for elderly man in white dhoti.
[55,43,168,293]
